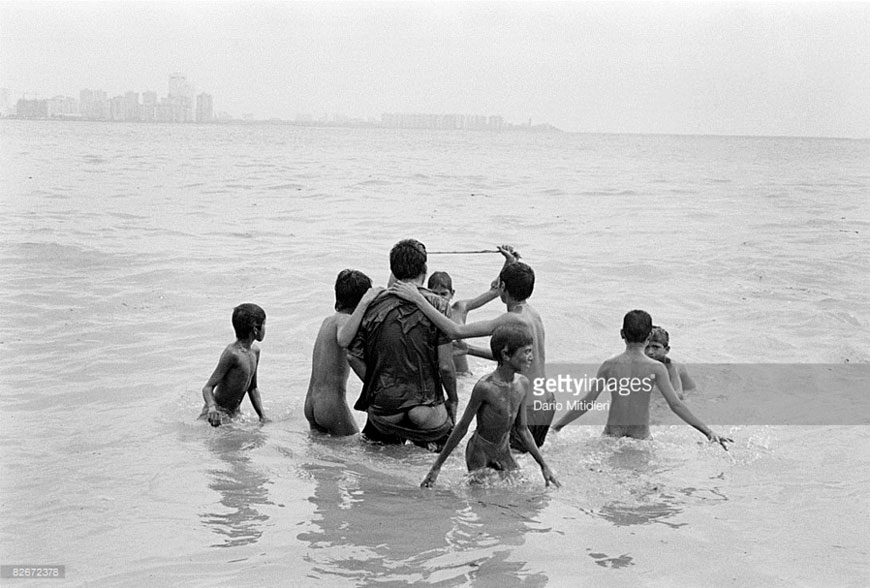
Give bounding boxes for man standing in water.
[391,258,555,450]
[348,239,457,448]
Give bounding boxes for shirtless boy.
[645,325,696,396]
[427,245,521,373]
[551,310,730,449]
[421,325,560,488]
[392,259,555,449]
[201,303,268,426]
[304,270,381,436]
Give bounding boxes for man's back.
[350,289,450,413]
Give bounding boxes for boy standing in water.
[304,270,382,436]
[426,245,522,373]
[421,325,560,488]
[645,325,696,396]
[392,256,555,449]
[551,310,730,449]
[201,303,268,426]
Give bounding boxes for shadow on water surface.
[584,438,728,530]
[297,438,549,587]
[200,425,272,548]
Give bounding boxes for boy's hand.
[497,244,521,263]
[542,466,561,488]
[207,406,222,427]
[452,340,469,357]
[259,416,272,425]
[708,432,733,451]
[390,281,425,303]
[421,468,440,488]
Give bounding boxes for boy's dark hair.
[335,269,372,312]
[232,303,266,339]
[490,324,533,364]
[427,271,453,292]
[499,262,534,301]
[390,239,427,280]
[649,325,670,347]
[622,310,652,343]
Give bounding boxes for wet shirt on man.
[350,288,451,415]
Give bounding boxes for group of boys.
[201,239,730,489]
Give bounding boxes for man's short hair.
[499,262,534,301]
[390,239,427,280]
[490,324,534,364]
[232,303,266,339]
[335,269,372,312]
[623,310,653,343]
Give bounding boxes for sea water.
[1,120,868,587]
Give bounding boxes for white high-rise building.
[168,73,194,122]
[196,93,213,123]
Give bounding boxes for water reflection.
[298,441,549,586]
[594,441,685,528]
[200,426,271,548]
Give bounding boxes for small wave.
[266,183,304,190]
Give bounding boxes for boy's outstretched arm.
[464,343,494,361]
[550,365,606,432]
[516,383,560,487]
[453,288,499,317]
[390,281,507,340]
[421,384,484,488]
[653,363,731,450]
[453,244,521,315]
[202,348,233,426]
[336,287,384,348]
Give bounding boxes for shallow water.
[1,120,868,586]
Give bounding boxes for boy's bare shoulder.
[221,342,241,360]
[474,372,510,395]
[600,353,624,368]
[474,372,498,389]
[495,311,527,328]
[321,312,344,328]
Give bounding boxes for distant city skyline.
[3,73,218,123]
[2,3,868,138]
[2,73,561,130]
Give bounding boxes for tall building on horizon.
[196,93,213,123]
[167,73,194,122]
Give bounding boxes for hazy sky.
[2,1,869,137]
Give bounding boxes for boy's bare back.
[598,350,667,439]
[201,342,261,422]
[304,313,358,436]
